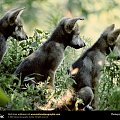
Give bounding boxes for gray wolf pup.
[14,17,86,88]
[67,24,120,110]
[0,8,28,63]
[53,24,120,111]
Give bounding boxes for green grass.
[0,29,120,110]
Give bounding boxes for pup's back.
[14,41,64,82]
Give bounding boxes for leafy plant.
[0,29,120,110]
[97,52,120,110]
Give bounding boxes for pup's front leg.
[47,70,55,89]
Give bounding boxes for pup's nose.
[80,42,86,47]
[83,42,86,47]
[25,35,28,39]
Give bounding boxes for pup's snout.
[25,34,28,40]
[19,34,28,41]
[82,42,86,47]
[80,41,86,48]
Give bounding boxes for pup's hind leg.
[90,89,98,110]
[47,70,55,89]
[76,86,94,110]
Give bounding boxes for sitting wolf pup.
[66,24,120,110]
[33,24,120,111]
[14,17,86,89]
[0,8,28,63]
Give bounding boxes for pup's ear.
[7,8,25,25]
[108,28,120,41]
[64,17,84,33]
[102,24,115,36]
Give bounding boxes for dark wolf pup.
[67,24,120,110]
[14,17,86,88]
[0,8,28,63]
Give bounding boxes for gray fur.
[14,17,86,88]
[68,24,120,110]
[0,8,28,63]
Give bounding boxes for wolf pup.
[0,8,28,63]
[14,17,86,88]
[67,24,120,110]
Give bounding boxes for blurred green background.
[1,0,120,40]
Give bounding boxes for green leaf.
[0,88,9,107]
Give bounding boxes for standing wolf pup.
[67,24,120,110]
[0,8,28,63]
[14,17,86,89]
